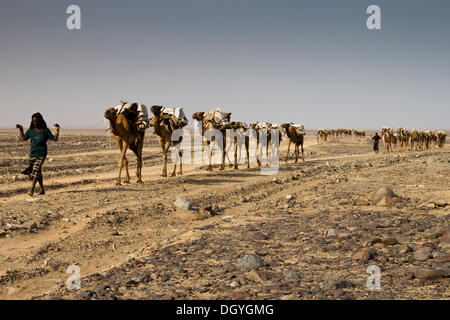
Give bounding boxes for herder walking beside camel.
[372,132,381,154]
[16,112,60,196]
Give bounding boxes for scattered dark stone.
[414,268,445,280]
[371,187,399,206]
[333,280,355,289]
[414,247,433,262]
[237,254,264,271]
[433,253,450,263]
[382,238,399,246]
[353,249,374,262]
[370,238,382,245]
[283,270,301,283]
[229,291,252,299]
[252,232,269,241]
[81,290,94,300]
[440,232,450,244]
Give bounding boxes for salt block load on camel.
[149,105,188,177]
[192,108,232,172]
[104,101,149,185]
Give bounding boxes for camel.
[192,110,231,171]
[410,129,421,151]
[437,131,447,148]
[396,128,410,152]
[104,105,145,185]
[250,122,282,167]
[282,123,305,162]
[228,121,251,169]
[317,129,326,143]
[380,127,394,153]
[149,105,185,177]
[428,130,438,149]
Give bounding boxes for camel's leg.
[171,163,177,177]
[294,144,299,163]
[123,156,130,183]
[163,141,171,177]
[136,135,144,183]
[227,138,234,168]
[206,141,213,172]
[301,141,305,161]
[234,137,238,170]
[159,139,168,177]
[117,142,129,186]
[171,144,179,177]
[285,140,291,162]
[113,137,123,185]
[220,136,226,171]
[256,142,261,167]
[178,150,183,175]
[246,139,250,169]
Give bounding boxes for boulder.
[237,255,264,271]
[371,187,400,206]
[174,198,193,211]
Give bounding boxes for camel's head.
[223,112,232,123]
[104,108,117,121]
[282,123,292,135]
[150,105,163,117]
[192,112,205,121]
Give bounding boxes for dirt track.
[0,129,448,300]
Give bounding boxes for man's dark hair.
[30,112,48,129]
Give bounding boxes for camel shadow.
[180,178,246,185]
[64,186,142,194]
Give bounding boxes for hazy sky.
[1,0,449,129]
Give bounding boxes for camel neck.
[108,118,119,136]
[153,115,162,136]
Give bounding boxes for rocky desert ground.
[0,128,448,300]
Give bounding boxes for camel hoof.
[161,173,167,178]
[136,180,143,184]
[178,172,183,176]
[206,167,213,172]
[234,167,239,170]
[219,167,225,171]
[116,181,121,186]
[171,173,176,177]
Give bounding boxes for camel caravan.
[104,102,306,184]
[317,128,366,143]
[380,127,447,154]
[103,102,446,184]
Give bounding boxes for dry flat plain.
[0,128,449,300]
